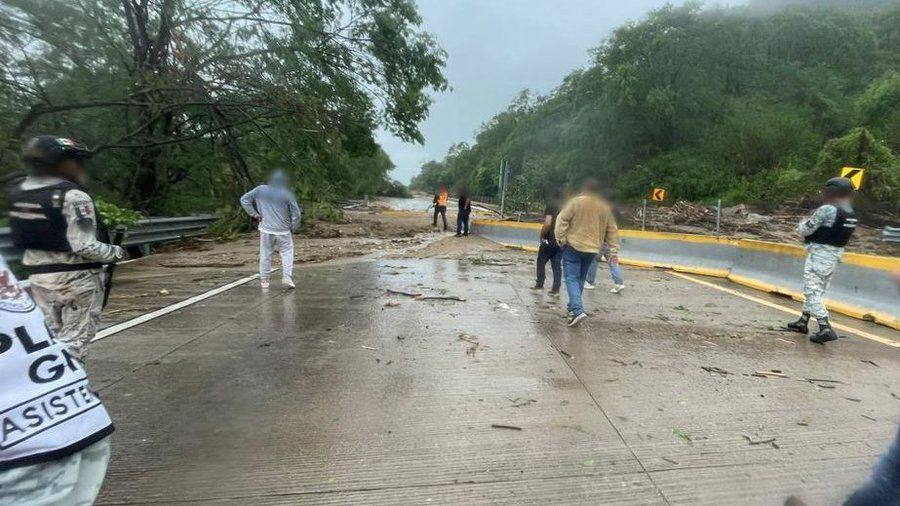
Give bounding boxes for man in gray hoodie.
[240,170,302,288]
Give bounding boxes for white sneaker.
[584,282,596,290]
[610,284,625,294]
[260,279,270,289]
[283,278,295,289]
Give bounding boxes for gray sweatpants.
[0,437,111,506]
[259,232,294,281]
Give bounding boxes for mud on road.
[104,208,482,325]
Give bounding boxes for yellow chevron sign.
[840,167,864,190]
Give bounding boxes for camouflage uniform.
[0,438,111,506]
[797,204,847,320]
[18,176,124,358]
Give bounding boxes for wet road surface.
[89,253,899,505]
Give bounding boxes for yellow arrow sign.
[651,188,666,202]
[840,167,864,190]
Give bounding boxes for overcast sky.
[378,0,740,184]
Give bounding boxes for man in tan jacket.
[554,179,620,327]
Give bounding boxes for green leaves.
[412,0,900,211]
[0,0,446,213]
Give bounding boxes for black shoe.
[531,285,543,291]
[548,290,560,297]
[454,233,462,237]
[785,320,809,334]
[810,327,838,344]
[567,312,587,327]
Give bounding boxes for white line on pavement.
[92,272,266,342]
[671,271,899,348]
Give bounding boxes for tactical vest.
[805,207,856,247]
[8,180,82,251]
[0,257,114,471]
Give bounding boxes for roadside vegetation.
[411,0,900,214]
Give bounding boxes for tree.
[411,0,900,211]
[0,0,447,212]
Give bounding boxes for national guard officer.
[7,136,125,358]
[786,177,857,344]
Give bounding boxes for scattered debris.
[753,370,788,378]
[491,424,522,431]
[611,358,642,367]
[742,434,776,446]
[844,397,862,403]
[806,378,845,387]
[361,346,379,351]
[861,414,877,422]
[701,366,732,376]
[158,288,171,296]
[661,456,679,465]
[349,294,366,299]
[559,350,573,359]
[417,294,466,301]
[508,397,537,408]
[386,289,422,298]
[672,428,692,443]
[383,301,401,307]
[673,305,690,312]
[580,458,595,467]
[472,256,516,267]
[892,393,900,400]
[775,338,795,345]
[861,360,879,368]
[458,333,481,357]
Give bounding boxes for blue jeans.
[562,246,595,315]
[845,427,900,505]
[586,245,624,286]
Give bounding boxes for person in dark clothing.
[533,191,562,295]
[455,193,472,237]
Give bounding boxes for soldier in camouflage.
[7,136,126,358]
[786,177,857,344]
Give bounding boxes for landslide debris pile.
[631,201,895,255]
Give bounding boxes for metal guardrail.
[883,226,900,244]
[0,215,216,262]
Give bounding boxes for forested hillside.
[411,1,900,212]
[0,0,446,214]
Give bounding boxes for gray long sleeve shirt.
[240,184,301,235]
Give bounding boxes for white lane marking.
[671,272,899,348]
[93,272,266,342]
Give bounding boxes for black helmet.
[823,177,854,196]
[21,135,92,171]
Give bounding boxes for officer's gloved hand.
[113,245,128,262]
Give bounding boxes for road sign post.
[499,159,509,219]
[840,167,864,190]
[641,199,647,231]
[715,199,722,236]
